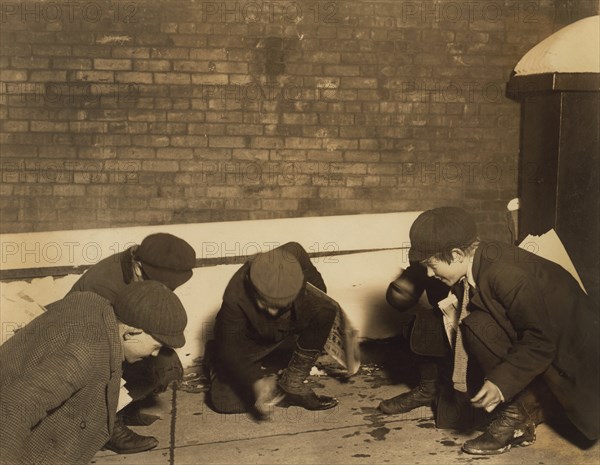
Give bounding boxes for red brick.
[154,73,191,85]
[70,70,114,82]
[261,199,299,210]
[151,48,190,59]
[29,70,66,82]
[33,45,71,56]
[134,210,173,223]
[30,121,69,132]
[115,72,153,84]
[134,60,171,72]
[53,185,86,196]
[191,74,229,85]
[156,148,194,159]
[93,59,132,71]
[1,121,28,132]
[131,135,170,147]
[209,136,247,148]
[142,160,180,172]
[51,58,92,69]
[11,56,50,69]
[112,48,151,59]
[189,48,228,60]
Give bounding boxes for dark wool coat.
[467,242,598,439]
[70,248,135,304]
[214,242,327,394]
[0,292,123,465]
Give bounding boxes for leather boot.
[278,345,338,411]
[378,379,438,414]
[462,393,536,455]
[104,415,159,454]
[121,407,161,427]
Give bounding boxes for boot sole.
[277,396,338,411]
[378,401,433,415]
[462,435,536,455]
[103,440,159,454]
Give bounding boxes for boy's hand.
[387,269,421,310]
[470,380,503,412]
[253,376,284,418]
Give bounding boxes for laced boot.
[462,394,536,455]
[378,379,438,414]
[278,344,338,410]
[104,415,159,454]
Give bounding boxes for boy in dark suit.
[378,263,450,415]
[209,242,338,416]
[407,206,599,455]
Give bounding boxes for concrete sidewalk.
[92,342,599,465]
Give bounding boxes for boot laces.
[488,403,529,437]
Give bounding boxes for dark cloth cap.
[114,281,187,348]
[135,233,196,290]
[409,207,478,262]
[249,248,304,307]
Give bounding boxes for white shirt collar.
[466,254,476,289]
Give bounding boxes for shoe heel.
[512,424,536,448]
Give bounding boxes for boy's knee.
[209,377,249,414]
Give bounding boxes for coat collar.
[471,242,485,283]
[467,243,486,309]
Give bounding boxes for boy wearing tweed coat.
[0,281,187,465]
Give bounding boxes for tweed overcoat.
[0,292,123,465]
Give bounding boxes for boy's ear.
[451,248,466,262]
[123,327,143,341]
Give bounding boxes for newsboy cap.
[409,207,478,262]
[114,280,187,348]
[249,247,304,307]
[135,233,196,290]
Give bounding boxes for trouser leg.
[296,294,337,351]
[460,311,542,455]
[379,356,440,415]
[278,297,338,410]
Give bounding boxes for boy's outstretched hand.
[470,379,503,412]
[253,375,285,418]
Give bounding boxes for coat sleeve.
[0,344,94,464]
[214,302,264,402]
[483,266,557,401]
[280,242,327,292]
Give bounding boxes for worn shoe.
[278,344,338,411]
[462,399,536,455]
[279,391,338,410]
[104,416,159,454]
[378,380,438,415]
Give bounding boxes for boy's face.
[122,330,163,363]
[255,296,290,318]
[422,250,468,287]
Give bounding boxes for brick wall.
[1,0,597,238]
